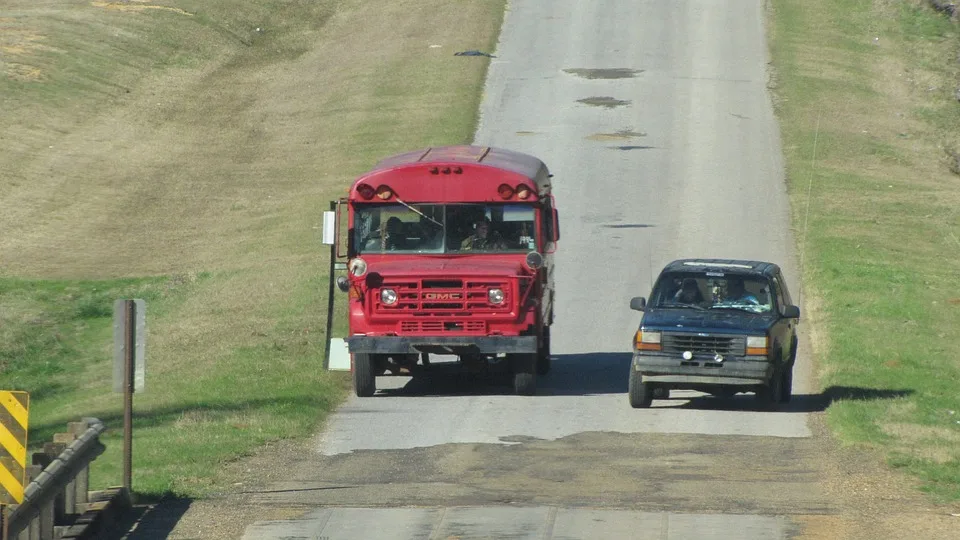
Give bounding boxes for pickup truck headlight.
[746,335,768,356]
[488,288,505,305]
[380,288,398,306]
[634,330,662,351]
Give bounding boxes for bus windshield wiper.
[395,196,443,228]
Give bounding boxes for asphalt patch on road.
[577,96,630,108]
[563,68,644,79]
[586,130,647,141]
[244,431,836,515]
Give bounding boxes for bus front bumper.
[346,335,537,355]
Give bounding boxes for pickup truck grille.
[661,333,745,355]
[374,278,512,315]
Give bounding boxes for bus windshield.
[354,203,538,254]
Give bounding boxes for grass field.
[768,0,960,500]
[1,0,505,497]
[3,0,960,504]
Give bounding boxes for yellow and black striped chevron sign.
[0,391,29,504]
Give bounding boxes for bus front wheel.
[353,353,376,397]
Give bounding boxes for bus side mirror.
[321,211,336,245]
[552,208,560,241]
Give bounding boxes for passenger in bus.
[460,218,506,251]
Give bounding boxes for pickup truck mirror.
[630,297,647,312]
[783,305,800,318]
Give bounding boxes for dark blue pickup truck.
[628,259,801,409]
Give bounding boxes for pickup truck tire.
[755,364,784,409]
[779,365,793,404]
[536,327,551,375]
[353,353,376,397]
[511,354,537,395]
[628,367,653,408]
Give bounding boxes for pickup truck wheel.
[779,366,794,404]
[511,354,537,396]
[755,366,783,409]
[628,367,653,408]
[353,353,376,397]
[536,327,551,376]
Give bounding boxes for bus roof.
[369,145,550,184]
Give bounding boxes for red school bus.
[325,145,560,396]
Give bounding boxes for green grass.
[769,0,960,500]
[1,0,506,498]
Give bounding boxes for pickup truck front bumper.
[346,335,537,355]
[632,353,773,386]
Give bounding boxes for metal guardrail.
[4,418,114,539]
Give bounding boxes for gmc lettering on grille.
[423,293,462,300]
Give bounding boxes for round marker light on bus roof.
[516,184,532,199]
[356,183,375,200]
[348,258,368,277]
[375,185,393,200]
[497,183,514,199]
[380,288,398,306]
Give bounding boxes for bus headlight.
[488,288,505,305]
[380,288,398,305]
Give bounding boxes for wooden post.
[67,422,90,510]
[52,432,78,516]
[24,465,43,540]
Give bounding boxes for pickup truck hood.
[641,309,776,334]
[365,257,527,278]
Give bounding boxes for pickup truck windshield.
[650,273,773,314]
[354,203,538,254]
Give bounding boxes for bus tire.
[537,327,552,376]
[353,353,376,397]
[511,354,537,396]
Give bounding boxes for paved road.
[243,0,815,538]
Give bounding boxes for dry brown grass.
[0,0,502,397]
[0,0,503,495]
